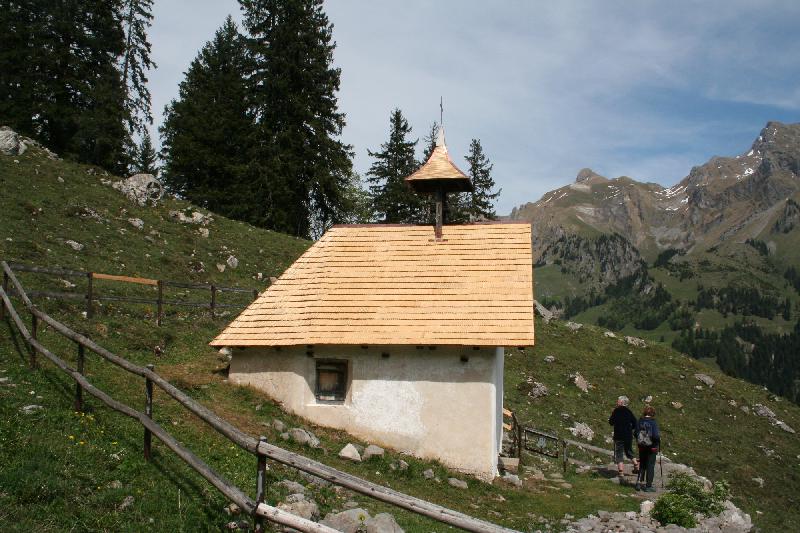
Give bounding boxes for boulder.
[544,355,555,363]
[366,513,404,533]
[321,508,371,533]
[65,240,84,251]
[422,469,435,479]
[277,494,319,521]
[624,336,647,348]
[198,227,209,238]
[272,419,286,432]
[565,321,582,332]
[753,403,776,419]
[614,365,625,374]
[774,420,796,434]
[603,331,617,338]
[527,381,549,399]
[20,404,43,415]
[339,443,362,462]
[169,209,212,225]
[226,255,239,269]
[568,422,594,442]
[288,428,320,448]
[113,174,164,206]
[127,218,144,230]
[363,444,385,460]
[448,478,468,489]
[501,472,522,487]
[573,373,589,393]
[0,126,20,155]
[694,373,715,387]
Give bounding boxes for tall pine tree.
[133,130,158,175]
[241,0,353,238]
[464,138,500,220]
[120,0,156,158]
[366,109,423,223]
[160,16,256,220]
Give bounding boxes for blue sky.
[149,1,800,214]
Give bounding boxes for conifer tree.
[464,138,500,220]
[133,130,158,175]
[421,122,439,163]
[240,0,353,238]
[160,17,255,219]
[119,0,156,138]
[366,109,423,223]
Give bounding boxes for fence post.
[1,270,7,320]
[86,272,94,319]
[210,285,216,318]
[75,343,85,411]
[144,364,154,461]
[562,440,568,473]
[252,289,259,301]
[254,435,268,533]
[156,280,163,327]
[30,313,38,368]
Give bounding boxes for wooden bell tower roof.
[405,128,473,193]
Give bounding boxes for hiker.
[635,405,661,492]
[608,395,638,476]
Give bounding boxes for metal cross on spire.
[440,96,443,127]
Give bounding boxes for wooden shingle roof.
[210,223,534,347]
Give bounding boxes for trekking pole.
[659,444,664,489]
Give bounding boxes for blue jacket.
[636,417,661,449]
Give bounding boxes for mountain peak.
[575,168,607,184]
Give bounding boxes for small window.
[316,360,347,402]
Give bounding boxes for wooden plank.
[93,272,158,286]
[503,423,512,431]
[503,408,513,417]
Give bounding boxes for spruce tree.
[119,0,156,141]
[464,138,500,220]
[240,0,353,238]
[160,16,255,219]
[420,122,439,163]
[366,109,423,223]
[133,130,158,175]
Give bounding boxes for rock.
[448,478,468,489]
[774,420,796,434]
[565,321,582,332]
[339,443,362,462]
[216,263,226,273]
[224,502,241,515]
[272,419,286,432]
[298,471,331,488]
[752,477,764,488]
[573,373,589,393]
[169,209,212,225]
[728,399,738,407]
[283,493,307,504]
[502,472,522,487]
[118,495,135,511]
[639,500,654,516]
[277,495,319,521]
[614,365,625,374]
[198,227,209,238]
[498,456,519,473]
[533,300,554,323]
[754,403,776,418]
[397,459,409,470]
[321,508,372,533]
[568,422,594,442]
[670,401,683,410]
[422,469,435,479]
[343,500,359,509]
[625,336,647,348]
[363,444,385,460]
[107,480,123,489]
[544,355,555,363]
[226,255,239,269]
[527,381,549,398]
[127,218,144,230]
[740,405,750,414]
[275,480,305,494]
[288,428,320,448]
[0,126,21,155]
[20,404,43,415]
[366,513,404,533]
[644,395,653,403]
[113,174,164,206]
[695,373,715,387]
[65,240,84,251]
[280,432,289,440]
[603,331,617,338]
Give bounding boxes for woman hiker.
[635,405,661,492]
[608,396,639,477]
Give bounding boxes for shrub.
[652,473,730,527]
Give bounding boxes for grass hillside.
[1,145,798,532]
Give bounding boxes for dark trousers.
[637,447,657,487]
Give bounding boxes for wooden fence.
[5,262,260,326]
[0,261,518,533]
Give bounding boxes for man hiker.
[635,405,661,492]
[608,395,638,477]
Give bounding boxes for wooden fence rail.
[6,261,260,326]
[0,261,518,533]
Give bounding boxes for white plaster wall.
[229,345,502,479]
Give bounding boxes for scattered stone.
[118,495,135,511]
[298,471,332,488]
[343,500,359,509]
[502,472,522,487]
[224,503,241,515]
[275,480,305,494]
[339,443,362,462]
[753,404,776,418]
[397,459,409,470]
[20,404,43,415]
[169,209,212,225]
[113,174,163,206]
[65,240,84,251]
[422,469,435,480]
[272,419,286,432]
[216,263,226,273]
[107,480,123,489]
[60,279,76,289]
[198,227,209,238]
[363,444,385,460]
[774,420,796,434]
[573,373,589,393]
[277,493,319,521]
[0,126,21,155]
[533,300,554,323]
[752,477,764,488]
[288,428,320,448]
[695,373,715,388]
[127,218,144,230]
[321,508,371,533]
[280,432,289,440]
[544,355,555,363]
[526,381,549,399]
[624,336,647,348]
[448,478,468,489]
[226,255,239,269]
[603,331,616,338]
[565,321,582,332]
[366,513,404,533]
[740,405,750,414]
[670,401,683,410]
[644,395,653,403]
[639,500,654,516]
[614,365,625,375]
[567,422,594,442]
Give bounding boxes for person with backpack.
[608,395,638,477]
[636,405,661,492]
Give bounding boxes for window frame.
[314,359,348,403]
